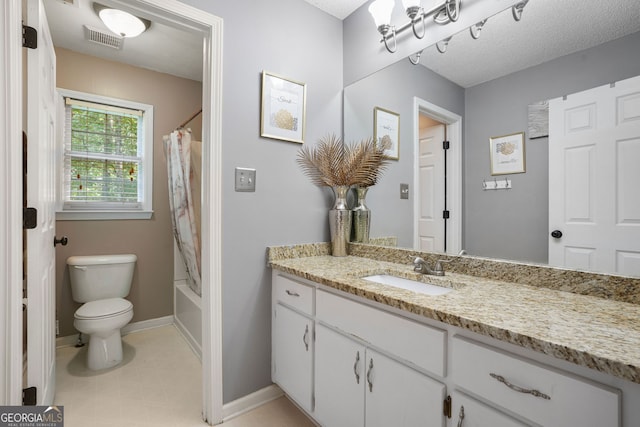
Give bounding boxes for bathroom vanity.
[268,243,640,426]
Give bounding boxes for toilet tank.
[67,254,137,303]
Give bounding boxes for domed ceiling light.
[93,2,150,38]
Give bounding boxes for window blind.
[63,97,145,210]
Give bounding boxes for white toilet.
[67,254,136,371]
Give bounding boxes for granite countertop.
[269,252,640,385]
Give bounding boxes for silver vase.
[329,185,352,257]
[352,186,370,243]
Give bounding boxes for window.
[57,89,153,220]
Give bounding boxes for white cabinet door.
[451,391,528,427]
[365,349,446,427]
[315,324,365,427]
[272,303,313,412]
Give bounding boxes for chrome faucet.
[412,257,449,276]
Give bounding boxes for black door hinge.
[443,395,452,418]
[22,25,37,49]
[443,210,450,219]
[23,207,37,229]
[22,386,37,406]
[442,140,450,150]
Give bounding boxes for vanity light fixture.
[93,2,150,38]
[408,49,424,65]
[370,0,461,53]
[402,0,530,65]
[512,0,529,22]
[369,0,397,53]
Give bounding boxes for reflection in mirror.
[344,0,640,277]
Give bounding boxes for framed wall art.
[489,132,526,175]
[374,106,400,160]
[260,71,306,143]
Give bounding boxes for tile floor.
[54,325,314,426]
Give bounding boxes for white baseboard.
[56,315,174,348]
[221,384,283,422]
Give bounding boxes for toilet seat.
[75,298,133,320]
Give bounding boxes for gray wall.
[178,0,343,403]
[344,59,464,247]
[464,31,640,263]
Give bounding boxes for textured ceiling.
[418,0,640,87]
[44,0,640,88]
[301,0,368,19]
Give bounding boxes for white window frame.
[56,88,154,220]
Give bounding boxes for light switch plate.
[400,183,409,199]
[235,167,256,192]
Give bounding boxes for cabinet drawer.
[273,272,314,315]
[316,289,446,377]
[452,336,620,427]
[451,391,527,427]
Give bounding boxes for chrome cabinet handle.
[285,290,300,297]
[353,351,360,384]
[457,406,465,427]
[490,373,551,400]
[302,325,309,351]
[366,358,374,392]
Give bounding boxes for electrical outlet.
[235,167,256,192]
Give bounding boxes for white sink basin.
[362,274,452,296]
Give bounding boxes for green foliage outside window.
[69,106,140,203]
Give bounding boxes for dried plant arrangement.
[297,134,390,188]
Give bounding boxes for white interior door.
[25,0,57,405]
[549,75,640,276]
[417,123,445,252]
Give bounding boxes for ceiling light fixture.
[93,3,150,38]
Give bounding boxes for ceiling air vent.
[84,25,123,50]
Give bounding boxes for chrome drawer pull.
[285,290,300,297]
[367,358,374,392]
[457,406,465,427]
[490,373,551,400]
[353,351,361,384]
[302,325,309,351]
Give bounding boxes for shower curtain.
[163,129,202,296]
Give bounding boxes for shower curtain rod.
[177,108,203,129]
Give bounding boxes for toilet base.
[86,329,123,371]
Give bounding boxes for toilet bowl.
[67,254,137,371]
[74,298,134,370]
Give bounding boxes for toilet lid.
[75,298,133,320]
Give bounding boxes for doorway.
[412,97,462,255]
[2,0,223,423]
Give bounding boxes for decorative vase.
[329,185,352,257]
[352,186,370,243]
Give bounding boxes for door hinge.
[443,395,452,419]
[22,25,37,49]
[23,207,37,229]
[442,140,450,150]
[443,210,450,219]
[22,386,37,406]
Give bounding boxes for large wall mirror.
[344,0,640,277]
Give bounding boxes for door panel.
[418,124,445,252]
[315,324,365,427]
[549,75,640,276]
[26,0,57,405]
[365,349,445,427]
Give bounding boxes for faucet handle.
[434,259,452,272]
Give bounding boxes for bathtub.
[174,281,202,359]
